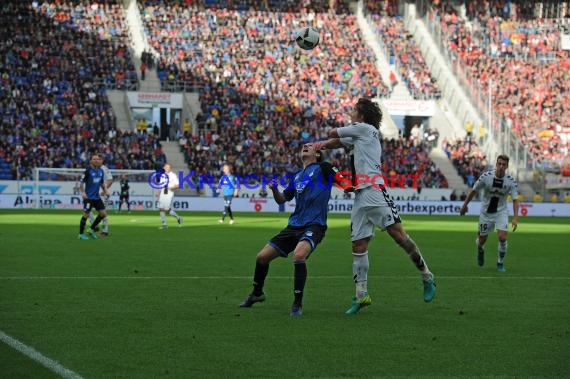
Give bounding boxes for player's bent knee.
[351,239,369,254]
[293,252,309,262]
[293,244,312,261]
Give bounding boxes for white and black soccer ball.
[295,27,320,50]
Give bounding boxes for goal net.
[19,168,157,210]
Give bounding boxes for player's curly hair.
[356,98,382,130]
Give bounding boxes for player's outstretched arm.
[314,138,342,151]
[459,190,477,216]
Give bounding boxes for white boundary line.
[0,330,84,379]
[0,275,569,280]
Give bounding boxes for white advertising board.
[127,91,183,108]
[1,195,569,217]
[381,99,436,116]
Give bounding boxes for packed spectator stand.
[139,0,391,178]
[1,0,451,190]
[443,137,487,188]
[423,0,569,166]
[364,1,442,100]
[0,0,163,180]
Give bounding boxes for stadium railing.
[411,0,537,177]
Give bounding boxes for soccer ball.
[295,27,320,50]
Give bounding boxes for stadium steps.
[183,93,202,136]
[428,148,468,194]
[354,2,401,139]
[377,101,400,139]
[431,101,466,141]
[107,90,132,131]
[402,5,485,133]
[355,0,413,103]
[123,0,161,92]
[355,0,396,91]
[134,54,162,92]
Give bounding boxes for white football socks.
[498,240,508,263]
[352,251,369,299]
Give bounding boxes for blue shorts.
[268,224,327,257]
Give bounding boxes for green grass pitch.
[0,210,569,378]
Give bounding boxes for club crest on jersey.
[295,170,316,193]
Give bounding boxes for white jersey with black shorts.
[337,122,401,241]
[473,170,518,235]
[158,171,180,210]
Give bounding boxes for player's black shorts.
[223,195,233,206]
[120,193,129,201]
[83,199,106,213]
[268,224,327,257]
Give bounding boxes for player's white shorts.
[351,186,401,241]
[158,193,174,210]
[478,211,508,236]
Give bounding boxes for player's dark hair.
[497,154,510,164]
[356,98,382,130]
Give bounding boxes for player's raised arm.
[269,182,290,204]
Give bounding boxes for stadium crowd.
[139,0,394,176]
[365,2,442,99]
[1,0,451,189]
[0,0,158,180]
[429,0,569,164]
[381,137,448,189]
[442,137,487,188]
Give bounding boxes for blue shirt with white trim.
[283,162,338,228]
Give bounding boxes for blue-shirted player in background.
[217,164,239,225]
[239,143,340,316]
[78,154,109,240]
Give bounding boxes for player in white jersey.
[157,163,183,230]
[315,98,436,314]
[460,155,519,272]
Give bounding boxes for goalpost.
[31,168,157,210]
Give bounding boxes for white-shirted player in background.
[460,155,519,272]
[88,153,113,236]
[157,163,183,230]
[315,98,436,314]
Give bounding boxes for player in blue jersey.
[239,143,340,316]
[217,164,239,225]
[87,154,112,235]
[78,154,109,240]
